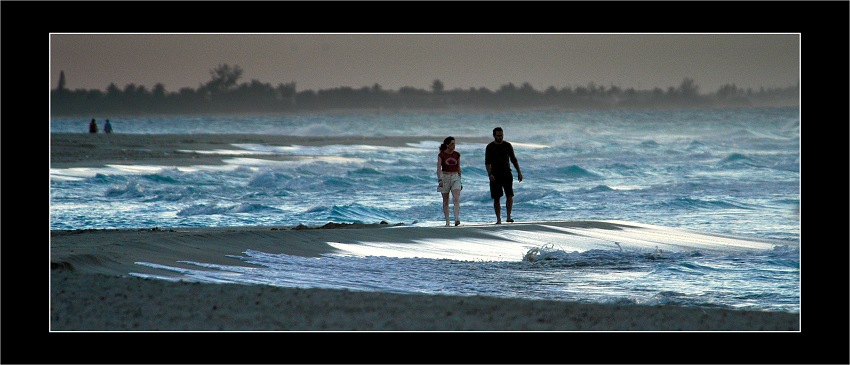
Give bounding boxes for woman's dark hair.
[440,136,454,152]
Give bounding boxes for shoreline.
[50,222,800,331]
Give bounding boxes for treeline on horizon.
[51,64,799,116]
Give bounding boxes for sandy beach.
[49,133,800,333]
[50,225,800,332]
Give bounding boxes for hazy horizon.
[50,33,800,94]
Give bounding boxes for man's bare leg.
[493,198,502,224]
[506,195,513,222]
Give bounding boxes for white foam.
[510,142,550,149]
[325,221,787,262]
[327,237,534,262]
[177,148,274,156]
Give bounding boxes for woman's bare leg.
[442,192,451,226]
[452,189,461,225]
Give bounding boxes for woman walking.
[437,136,462,226]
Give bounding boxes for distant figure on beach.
[437,136,462,227]
[89,119,98,133]
[485,127,522,224]
[103,119,113,134]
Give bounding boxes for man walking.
[485,127,523,224]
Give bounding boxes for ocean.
[50,107,801,314]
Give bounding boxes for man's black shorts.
[489,170,514,199]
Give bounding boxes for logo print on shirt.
[444,156,458,166]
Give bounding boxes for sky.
[50,33,800,94]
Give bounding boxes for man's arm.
[508,143,522,182]
[485,144,494,181]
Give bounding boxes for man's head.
[493,127,504,144]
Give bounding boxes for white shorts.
[439,174,462,194]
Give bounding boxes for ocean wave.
[660,197,752,210]
[104,182,147,198]
[600,162,647,177]
[88,173,128,184]
[717,152,791,171]
[136,173,180,184]
[685,151,715,160]
[347,167,383,176]
[385,175,427,184]
[276,175,352,190]
[176,203,283,216]
[720,152,751,163]
[770,161,800,173]
[758,245,800,267]
[323,177,355,188]
[553,165,603,179]
[248,170,293,187]
[510,189,562,203]
[579,185,614,193]
[303,203,398,224]
[143,186,201,202]
[522,244,686,267]
[686,140,708,150]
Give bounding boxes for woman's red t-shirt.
[439,151,460,173]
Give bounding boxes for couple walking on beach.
[437,126,523,226]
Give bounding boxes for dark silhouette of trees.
[203,63,243,95]
[431,79,444,95]
[57,71,67,92]
[50,63,800,116]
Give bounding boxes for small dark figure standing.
[89,119,98,134]
[485,127,523,224]
[103,119,113,134]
